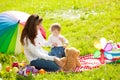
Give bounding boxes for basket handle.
[10,56,18,67]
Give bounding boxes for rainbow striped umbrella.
[0,11,30,54]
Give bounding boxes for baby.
[48,23,68,58]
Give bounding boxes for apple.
[12,62,19,68]
[12,67,19,72]
[39,69,46,74]
[26,70,30,75]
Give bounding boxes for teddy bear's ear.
[65,48,69,53]
[76,50,80,56]
[77,50,80,54]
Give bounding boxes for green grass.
[0,0,120,80]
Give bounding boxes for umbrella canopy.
[0,11,30,54]
[0,11,47,55]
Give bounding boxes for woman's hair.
[20,14,43,45]
[50,23,61,31]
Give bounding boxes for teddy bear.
[60,47,81,71]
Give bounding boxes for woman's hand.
[54,58,63,67]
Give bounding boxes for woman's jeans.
[49,47,65,58]
[30,59,60,72]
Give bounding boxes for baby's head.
[50,23,61,36]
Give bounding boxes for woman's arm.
[35,31,52,47]
[29,45,55,61]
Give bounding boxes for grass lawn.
[0,0,120,80]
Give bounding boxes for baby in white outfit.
[48,23,68,58]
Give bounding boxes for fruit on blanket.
[12,62,19,68]
[19,61,26,67]
[39,69,46,74]
[18,70,24,75]
[26,69,30,75]
[26,65,33,71]
[19,63,24,67]
[12,67,19,72]
[6,66,12,72]
[33,68,38,74]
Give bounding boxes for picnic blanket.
[75,54,102,72]
[75,54,120,72]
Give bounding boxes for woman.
[20,14,61,72]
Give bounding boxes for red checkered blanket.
[75,54,102,72]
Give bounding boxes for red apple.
[26,70,30,75]
[12,62,19,68]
